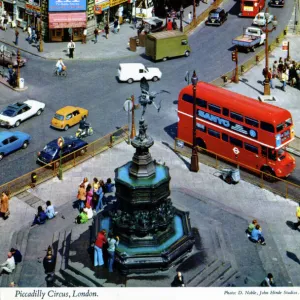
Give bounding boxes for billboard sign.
[49,0,87,12]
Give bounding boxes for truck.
[232,27,266,53]
[145,31,191,62]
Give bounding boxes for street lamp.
[39,20,44,52]
[190,70,199,172]
[165,5,168,29]
[180,5,184,32]
[193,0,196,25]
[262,8,278,97]
[16,49,20,88]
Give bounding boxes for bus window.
[208,128,220,139]
[229,137,243,147]
[222,107,229,116]
[182,94,193,103]
[277,148,286,161]
[245,117,259,128]
[197,99,207,108]
[261,121,274,133]
[222,133,228,142]
[261,146,267,157]
[208,104,221,114]
[230,112,243,122]
[245,143,258,154]
[196,123,206,132]
[276,123,285,132]
[285,118,292,127]
[268,148,277,161]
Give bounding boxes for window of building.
[229,137,243,147]
[261,121,274,133]
[245,117,259,128]
[208,104,221,114]
[208,128,220,139]
[244,143,258,154]
[230,112,243,122]
[222,133,228,142]
[222,107,229,116]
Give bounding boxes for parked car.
[37,136,88,167]
[0,131,31,161]
[205,8,228,26]
[0,49,27,68]
[252,12,274,26]
[51,106,89,131]
[0,100,45,128]
[269,0,285,7]
[118,63,162,84]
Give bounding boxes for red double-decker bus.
[177,82,296,178]
[239,0,265,17]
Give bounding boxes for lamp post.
[165,5,168,29]
[57,137,64,180]
[193,0,196,25]
[39,20,44,52]
[190,70,199,172]
[16,49,20,88]
[180,5,184,32]
[130,95,138,139]
[262,8,278,96]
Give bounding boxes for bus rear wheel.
[261,167,276,182]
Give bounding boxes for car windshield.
[210,13,219,18]
[0,109,16,117]
[43,145,57,156]
[54,114,64,121]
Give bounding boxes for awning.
[109,0,127,7]
[49,13,86,29]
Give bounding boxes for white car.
[118,63,162,84]
[0,100,45,128]
[252,12,274,26]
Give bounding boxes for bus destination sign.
[197,109,258,139]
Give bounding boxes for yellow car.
[51,106,89,131]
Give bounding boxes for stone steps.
[16,191,45,209]
[60,268,97,287]
[0,227,31,287]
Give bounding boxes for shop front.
[25,2,40,29]
[94,0,109,25]
[109,0,129,23]
[49,12,86,42]
[2,0,13,18]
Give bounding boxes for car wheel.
[15,120,21,127]
[162,57,167,61]
[152,76,159,82]
[36,109,42,116]
[64,125,69,131]
[22,140,29,149]
[127,78,133,84]
[184,51,190,57]
[0,153,3,161]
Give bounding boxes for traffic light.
[231,51,236,62]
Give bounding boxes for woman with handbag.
[0,191,10,220]
[77,183,86,211]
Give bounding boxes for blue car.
[37,136,88,167]
[0,131,31,161]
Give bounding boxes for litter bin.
[138,33,146,47]
[19,78,24,89]
[129,37,137,52]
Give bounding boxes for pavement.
[0,2,215,61]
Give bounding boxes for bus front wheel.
[261,167,276,182]
[196,138,206,150]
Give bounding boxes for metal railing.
[0,126,129,197]
[174,137,300,202]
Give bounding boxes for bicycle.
[54,68,67,77]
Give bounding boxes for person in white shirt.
[188,12,192,24]
[55,58,65,74]
[45,201,58,219]
[67,40,75,58]
[0,252,15,274]
[82,28,87,44]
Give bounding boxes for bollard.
[31,172,37,188]
[255,55,259,64]
[241,65,245,74]
[222,75,228,83]
[276,37,279,43]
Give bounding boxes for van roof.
[119,63,145,68]
[148,31,187,39]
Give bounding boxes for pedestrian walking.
[171,272,185,287]
[188,12,192,24]
[0,252,15,275]
[3,16,8,31]
[68,40,75,59]
[82,27,87,44]
[43,246,55,274]
[31,206,47,226]
[94,230,107,267]
[260,273,275,287]
[113,19,118,33]
[92,178,99,209]
[268,68,274,89]
[272,60,278,78]
[77,183,86,211]
[27,25,32,40]
[94,28,99,44]
[107,232,119,272]
[0,191,10,220]
[15,29,19,46]
[80,177,89,189]
[86,184,93,207]
[167,19,173,30]
[45,201,58,219]
[133,16,137,29]
[250,224,266,245]
[281,69,288,92]
[172,18,178,30]
[294,203,300,229]
[10,248,22,265]
[95,180,104,213]
[104,23,109,39]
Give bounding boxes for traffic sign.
[282,41,288,51]
[57,137,64,148]
[123,99,133,112]
[233,147,240,155]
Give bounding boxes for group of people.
[166,19,178,31]
[31,201,58,227]
[94,24,110,43]
[75,177,114,224]
[27,26,39,44]
[0,14,9,31]
[0,248,22,276]
[246,219,266,245]
[93,229,119,272]
[270,57,300,91]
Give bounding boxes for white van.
[117,63,162,84]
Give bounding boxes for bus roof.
[179,82,291,125]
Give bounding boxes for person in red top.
[94,230,107,267]
[167,19,173,31]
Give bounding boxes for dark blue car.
[0,131,31,161]
[37,136,88,167]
